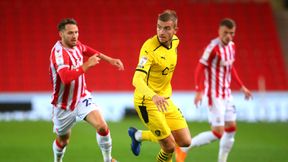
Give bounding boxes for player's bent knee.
[225,125,237,133]
[160,140,176,153]
[212,130,223,139]
[97,126,110,136]
[176,138,191,147]
[181,140,191,147]
[57,138,69,147]
[163,145,175,153]
[95,120,109,131]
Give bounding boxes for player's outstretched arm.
[194,91,203,108]
[194,62,205,107]
[98,53,124,70]
[241,86,253,100]
[232,66,252,100]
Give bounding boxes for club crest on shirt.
[137,56,148,69]
[155,130,161,136]
[220,59,234,66]
[55,50,64,65]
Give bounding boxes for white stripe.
[77,75,83,104]
[211,55,218,97]
[219,46,226,97]
[57,65,69,72]
[65,50,76,66]
[226,45,233,96]
[75,47,83,63]
[50,62,57,101]
[226,46,231,97]
[71,50,80,67]
[54,45,64,66]
[201,40,218,66]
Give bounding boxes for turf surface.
[0,117,287,162]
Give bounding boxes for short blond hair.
[158,9,178,27]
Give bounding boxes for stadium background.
[0,0,287,161]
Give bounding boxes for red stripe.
[81,75,85,96]
[70,77,79,111]
[55,139,65,149]
[208,95,212,106]
[61,83,71,109]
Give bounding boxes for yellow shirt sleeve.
[133,41,157,99]
[132,71,156,99]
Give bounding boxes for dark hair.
[219,18,236,29]
[57,18,77,31]
[158,9,178,27]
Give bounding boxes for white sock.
[218,131,235,162]
[53,140,66,162]
[135,130,142,141]
[96,132,112,162]
[191,131,219,148]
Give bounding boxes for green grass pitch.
[0,117,287,162]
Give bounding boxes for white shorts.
[52,94,100,136]
[208,96,236,127]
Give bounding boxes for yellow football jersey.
[133,35,179,101]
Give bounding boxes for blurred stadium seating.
[0,0,287,92]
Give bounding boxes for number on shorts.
[82,98,92,107]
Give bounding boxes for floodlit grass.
[0,117,287,162]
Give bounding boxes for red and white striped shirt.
[200,38,235,99]
[49,41,99,110]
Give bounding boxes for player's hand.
[194,91,203,108]
[88,54,100,67]
[241,86,252,100]
[110,58,124,71]
[152,95,169,112]
[82,55,100,72]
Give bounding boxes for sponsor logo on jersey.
[137,56,148,68]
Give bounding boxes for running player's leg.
[165,99,191,162]
[196,97,226,146]
[173,128,191,162]
[157,136,175,162]
[53,133,70,162]
[86,110,115,162]
[130,101,174,162]
[175,97,225,162]
[128,127,158,156]
[52,108,76,162]
[77,95,115,162]
[128,101,159,156]
[218,98,237,162]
